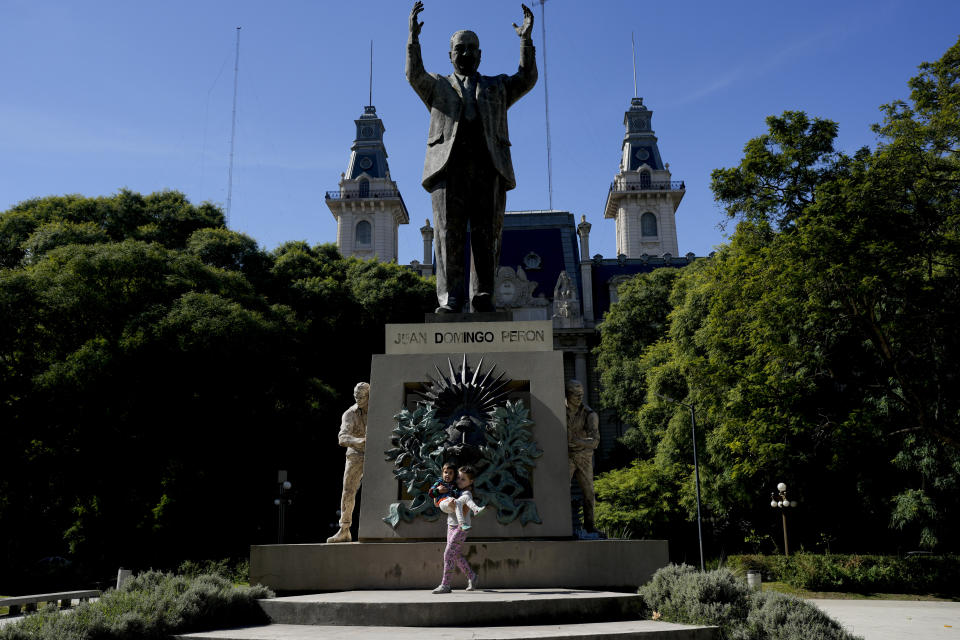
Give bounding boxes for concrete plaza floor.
[810,599,960,640]
[5,596,959,639]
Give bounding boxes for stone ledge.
[250,540,668,592]
[259,589,642,627]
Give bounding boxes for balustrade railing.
[325,190,402,200]
[609,180,685,193]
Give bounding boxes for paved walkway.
[810,599,960,640]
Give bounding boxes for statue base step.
[175,588,716,639]
[250,539,668,593]
[259,589,642,626]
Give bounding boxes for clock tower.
[603,97,684,258]
[325,104,409,261]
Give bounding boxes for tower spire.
[631,32,638,99]
[368,40,373,106]
[604,97,684,258]
[325,100,408,263]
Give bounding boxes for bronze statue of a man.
[327,382,369,543]
[566,379,600,533]
[406,2,538,313]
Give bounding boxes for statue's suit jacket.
[406,37,537,191]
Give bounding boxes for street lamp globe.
[777,482,787,492]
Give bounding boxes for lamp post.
[656,394,705,572]
[770,482,797,556]
[274,470,293,544]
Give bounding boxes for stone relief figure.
[552,271,582,327]
[495,266,549,309]
[406,1,537,313]
[554,270,574,301]
[327,382,369,543]
[566,379,599,533]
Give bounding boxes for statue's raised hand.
[513,3,534,39]
[410,1,424,38]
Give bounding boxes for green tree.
[595,39,960,553]
[0,190,435,590]
[595,267,684,433]
[711,111,841,229]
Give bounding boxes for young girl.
[432,465,483,593]
[428,462,484,531]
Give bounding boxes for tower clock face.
[358,157,373,170]
[360,126,374,138]
[635,148,650,161]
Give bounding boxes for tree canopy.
[595,38,960,556]
[0,190,434,590]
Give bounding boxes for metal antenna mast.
[368,40,373,105]
[226,26,241,224]
[631,31,638,98]
[539,0,553,210]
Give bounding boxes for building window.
[355,220,372,246]
[358,179,370,198]
[639,170,651,188]
[641,212,658,237]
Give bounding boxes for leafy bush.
[727,553,960,593]
[0,570,272,640]
[639,564,751,637]
[177,557,249,584]
[640,564,862,640]
[745,590,858,640]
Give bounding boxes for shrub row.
[0,571,272,640]
[726,553,960,594]
[640,564,861,640]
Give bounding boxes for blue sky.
[2,1,959,261]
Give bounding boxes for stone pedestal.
[250,540,668,592]
[250,319,670,596]
[359,321,570,539]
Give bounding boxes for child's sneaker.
[461,524,472,531]
[466,575,479,591]
[473,506,485,516]
[432,584,451,594]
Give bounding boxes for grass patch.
[0,571,271,639]
[762,581,960,602]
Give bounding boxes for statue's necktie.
[461,76,477,122]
